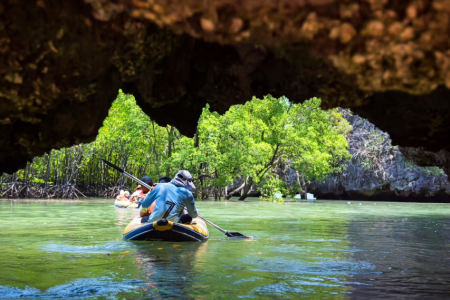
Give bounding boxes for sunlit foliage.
[0,92,352,199]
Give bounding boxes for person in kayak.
[158,176,172,183]
[139,176,172,214]
[140,170,198,224]
[117,176,154,203]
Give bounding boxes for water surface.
[0,199,449,299]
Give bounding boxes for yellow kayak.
[123,217,209,242]
[114,199,139,209]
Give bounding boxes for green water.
[0,199,449,299]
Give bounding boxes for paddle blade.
[226,232,252,239]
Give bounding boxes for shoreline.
[1,197,450,205]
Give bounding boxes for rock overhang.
[1,0,450,174]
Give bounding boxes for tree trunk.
[44,152,51,197]
[238,177,253,201]
[214,169,219,200]
[150,120,162,178]
[225,181,245,200]
[166,125,175,177]
[298,172,307,199]
[295,170,302,197]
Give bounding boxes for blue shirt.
[140,183,198,223]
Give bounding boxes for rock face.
[308,115,450,201]
[2,0,450,175]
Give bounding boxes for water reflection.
[348,215,450,299]
[133,242,208,299]
[0,276,147,299]
[115,205,140,226]
[1,199,450,299]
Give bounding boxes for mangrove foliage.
[0,91,351,199]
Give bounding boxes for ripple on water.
[0,286,40,298]
[253,283,305,296]
[264,244,306,254]
[306,239,342,243]
[244,256,378,277]
[41,241,128,254]
[0,277,147,299]
[234,276,263,285]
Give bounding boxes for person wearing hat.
[140,170,198,224]
[140,176,172,217]
[128,176,154,203]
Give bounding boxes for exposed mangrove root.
[0,181,129,199]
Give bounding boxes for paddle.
[102,159,153,190]
[197,216,249,239]
[102,159,250,239]
[124,199,137,208]
[103,159,150,208]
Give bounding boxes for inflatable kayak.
[114,199,139,208]
[123,217,209,242]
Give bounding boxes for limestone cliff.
[308,114,450,201]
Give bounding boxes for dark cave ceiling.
[1,0,450,174]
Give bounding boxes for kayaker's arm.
[140,185,159,217]
[129,190,141,202]
[184,193,198,218]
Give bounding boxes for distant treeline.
[0,91,351,200]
